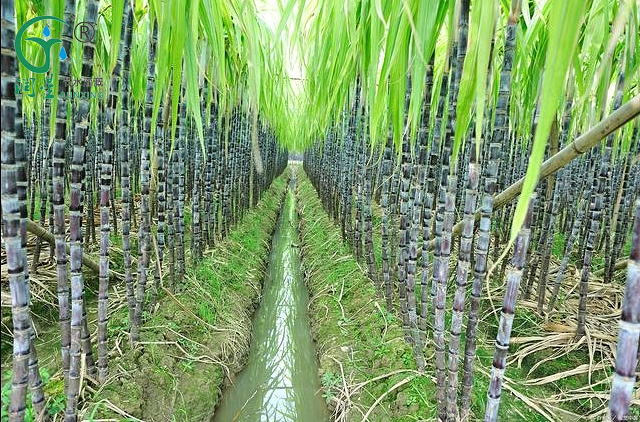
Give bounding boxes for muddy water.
[213,177,329,422]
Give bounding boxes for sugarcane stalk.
[398,132,413,344]
[118,2,135,331]
[484,195,535,421]
[577,84,619,336]
[132,21,157,343]
[381,135,394,310]
[16,94,48,419]
[425,93,640,252]
[2,6,32,417]
[447,152,478,418]
[608,198,640,421]
[460,5,520,416]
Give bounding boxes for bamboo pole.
[426,93,640,251]
[26,219,101,274]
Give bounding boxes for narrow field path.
[213,172,329,422]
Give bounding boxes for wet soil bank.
[295,169,433,422]
[213,174,329,421]
[86,173,289,420]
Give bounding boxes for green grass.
[622,234,633,258]
[1,368,65,422]
[552,232,566,259]
[592,253,606,271]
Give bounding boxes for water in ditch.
[212,176,329,422]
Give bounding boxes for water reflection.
[213,180,329,422]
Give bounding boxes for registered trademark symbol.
[74,21,96,43]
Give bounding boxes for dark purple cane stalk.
[66,1,100,418]
[176,100,186,284]
[2,3,33,418]
[150,101,166,310]
[398,128,413,344]
[447,150,479,418]
[418,61,435,344]
[484,195,535,421]
[118,4,135,331]
[55,0,77,395]
[608,198,640,421]
[536,179,561,313]
[355,130,364,260]
[16,94,48,419]
[132,22,157,342]
[434,0,469,415]
[460,5,519,416]
[32,112,49,273]
[364,155,379,289]
[381,135,394,309]
[191,138,203,262]
[577,130,612,337]
[428,64,450,420]
[547,179,591,313]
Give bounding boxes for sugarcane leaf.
[130,14,148,108]
[452,0,480,163]
[408,0,448,146]
[185,0,205,155]
[472,0,496,158]
[169,0,184,144]
[389,11,409,151]
[509,0,587,242]
[108,0,125,74]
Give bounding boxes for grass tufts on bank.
[82,173,288,421]
[296,168,436,422]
